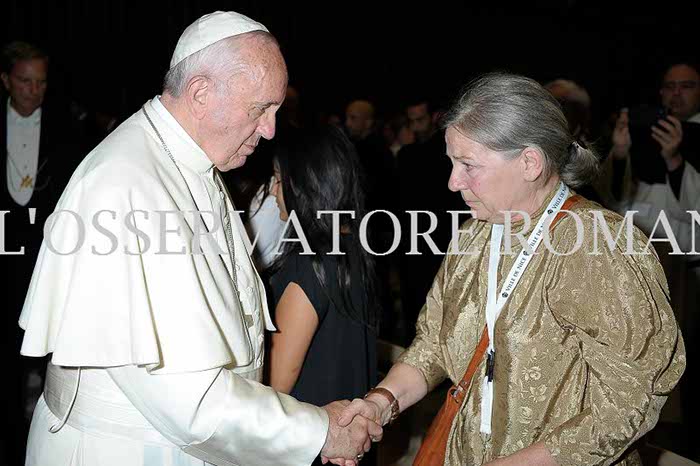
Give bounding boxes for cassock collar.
[149,95,214,175]
[7,99,42,126]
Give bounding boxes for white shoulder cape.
[19,103,274,374]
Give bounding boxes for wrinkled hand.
[320,400,383,466]
[611,108,631,160]
[338,398,383,427]
[651,114,684,168]
[321,397,385,464]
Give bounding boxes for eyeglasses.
[661,80,699,91]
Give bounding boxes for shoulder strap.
[452,326,489,401]
[551,194,583,229]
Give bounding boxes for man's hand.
[611,108,631,160]
[338,398,384,427]
[320,400,383,466]
[652,114,684,170]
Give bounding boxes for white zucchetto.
[170,11,268,69]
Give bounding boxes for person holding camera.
[609,61,700,459]
[609,62,700,248]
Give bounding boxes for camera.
[627,105,671,184]
[628,104,668,130]
[626,105,700,184]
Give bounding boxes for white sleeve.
[107,365,329,466]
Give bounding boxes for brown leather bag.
[413,326,489,466]
[413,195,582,466]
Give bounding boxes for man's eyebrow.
[253,101,279,107]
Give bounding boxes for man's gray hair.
[163,31,274,97]
[442,72,599,188]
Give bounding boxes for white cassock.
[18,97,328,466]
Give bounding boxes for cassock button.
[219,191,225,199]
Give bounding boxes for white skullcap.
[169,11,269,69]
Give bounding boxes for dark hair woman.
[267,125,379,418]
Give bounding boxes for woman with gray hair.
[332,72,685,466]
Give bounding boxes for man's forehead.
[11,58,48,75]
[407,103,429,117]
[347,101,373,115]
[664,65,700,82]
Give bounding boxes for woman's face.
[445,127,529,223]
[271,169,288,221]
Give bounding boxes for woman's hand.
[338,398,385,428]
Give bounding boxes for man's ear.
[184,76,211,120]
[1,72,9,91]
[520,147,546,182]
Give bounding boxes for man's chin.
[230,156,248,169]
[216,155,246,172]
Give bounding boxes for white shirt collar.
[7,100,42,126]
[688,112,700,124]
[150,95,213,175]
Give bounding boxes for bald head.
[544,79,590,108]
[345,99,375,140]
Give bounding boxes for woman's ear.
[520,147,545,182]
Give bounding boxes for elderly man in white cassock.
[18,11,381,466]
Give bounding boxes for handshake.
[319,394,391,466]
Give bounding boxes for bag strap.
[450,325,489,404]
[552,194,582,228]
[449,194,583,404]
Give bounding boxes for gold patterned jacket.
[398,194,686,466]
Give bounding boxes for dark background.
[2,1,699,131]
[2,1,699,463]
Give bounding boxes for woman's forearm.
[364,362,428,425]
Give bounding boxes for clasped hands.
[320,397,386,466]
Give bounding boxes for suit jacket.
[1,95,83,276]
[397,131,466,322]
[1,94,84,465]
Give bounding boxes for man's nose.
[258,112,276,140]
